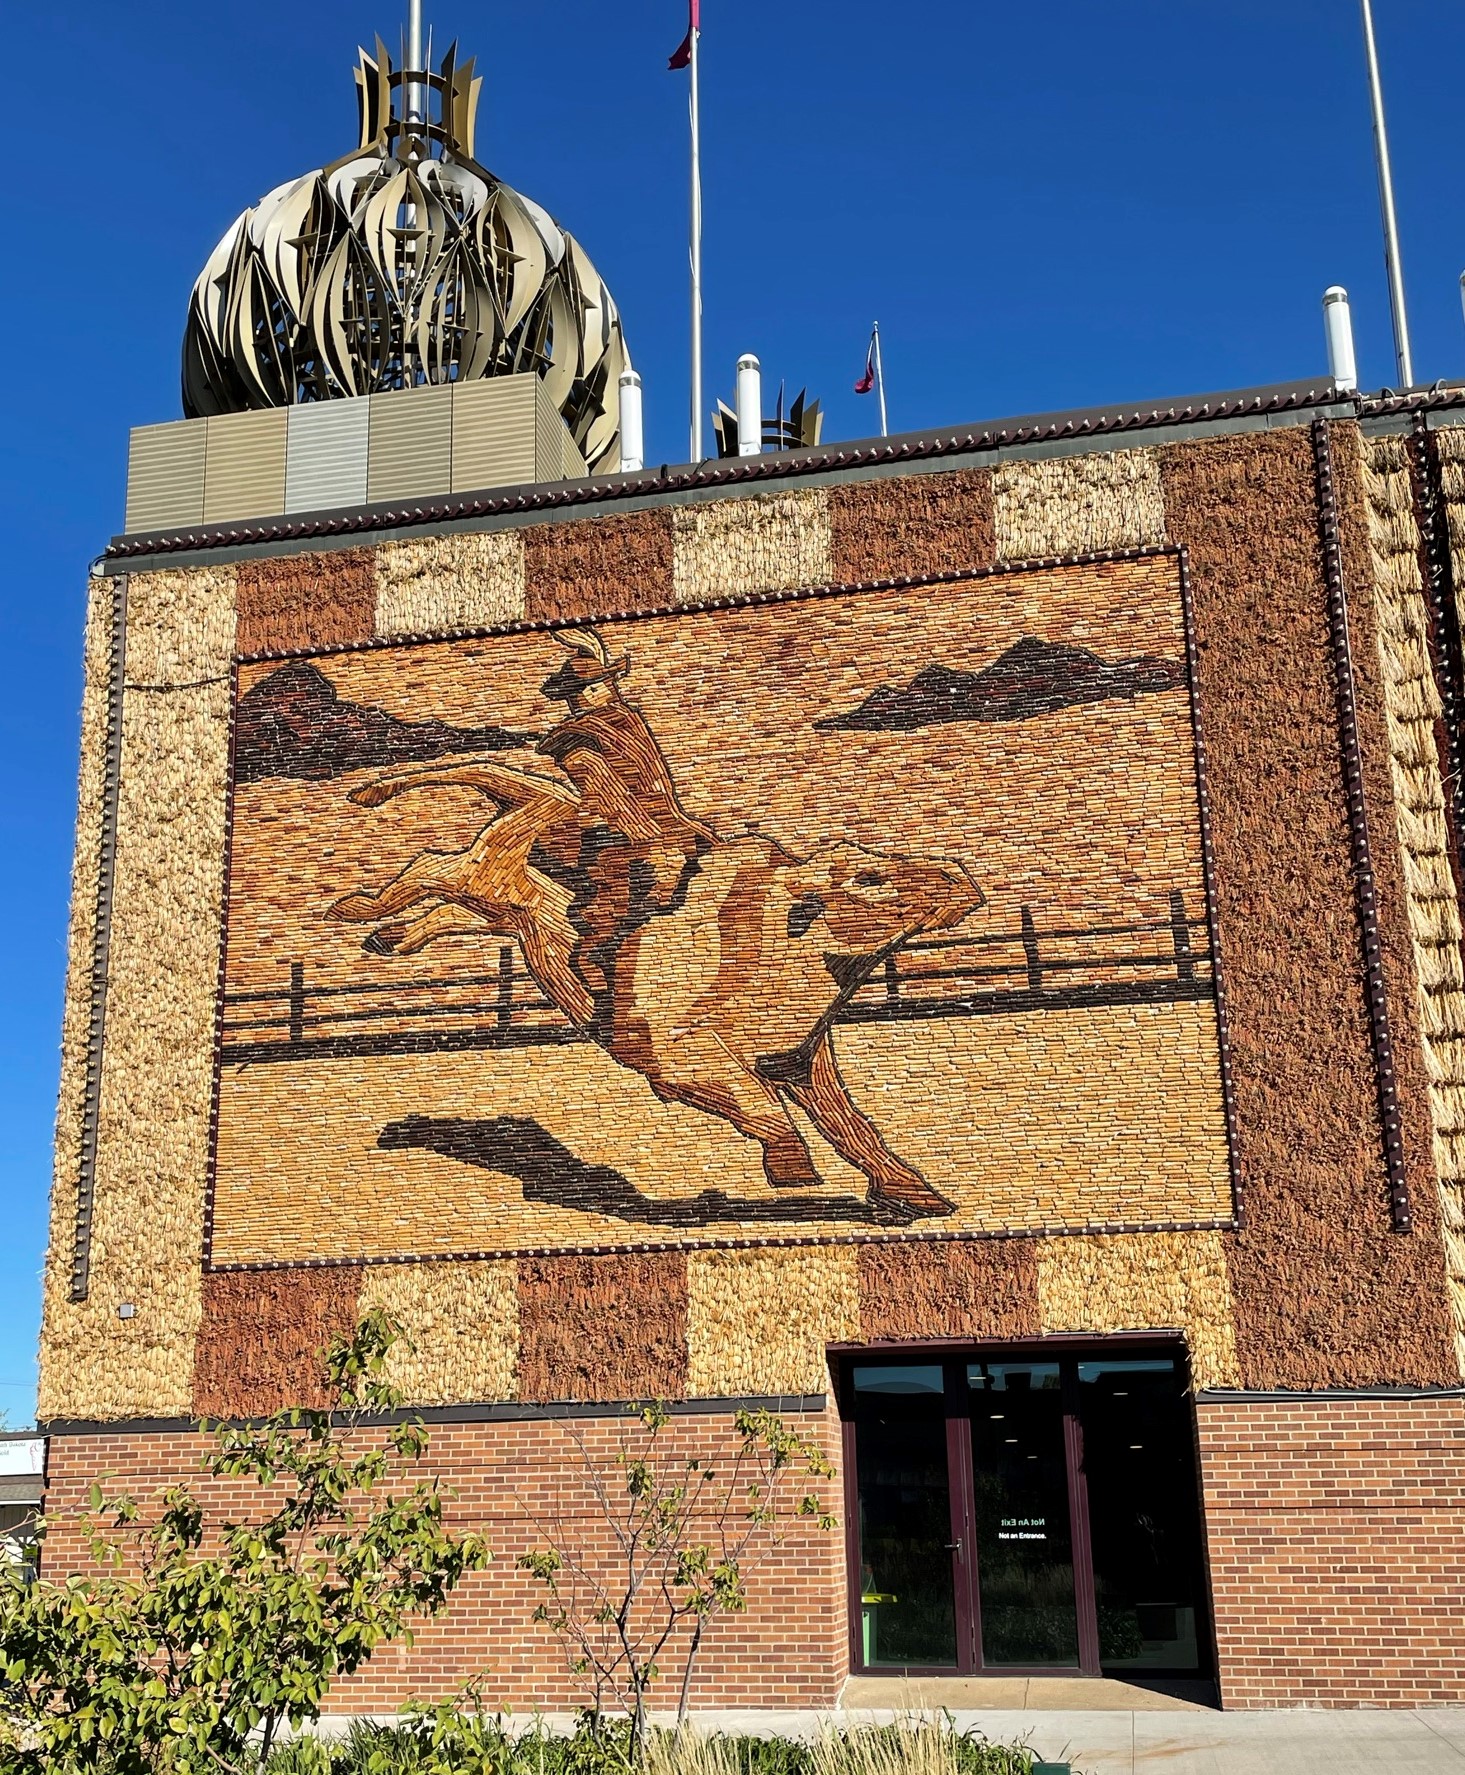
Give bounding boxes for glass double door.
[846,1350,1208,1675]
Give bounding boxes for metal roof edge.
[1195,1384,1465,1403]
[102,376,1361,568]
[39,1393,828,1437]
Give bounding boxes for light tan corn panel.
[993,448,1166,562]
[450,377,538,493]
[374,529,527,636]
[202,410,288,523]
[125,420,208,533]
[366,385,454,502]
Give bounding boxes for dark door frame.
[836,1331,1208,1679]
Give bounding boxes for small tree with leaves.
[518,1404,835,1757]
[0,1311,489,1774]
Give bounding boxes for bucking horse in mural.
[329,629,984,1223]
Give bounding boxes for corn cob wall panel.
[39,430,1465,1422]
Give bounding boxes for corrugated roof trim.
[104,378,1464,563]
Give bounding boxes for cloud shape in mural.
[234,661,528,783]
[814,636,1187,732]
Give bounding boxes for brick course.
[1196,1393,1465,1707]
[40,1406,848,1713]
[43,1390,1465,1710]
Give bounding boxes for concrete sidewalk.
[314,1687,1465,1773]
[679,1695,1465,1774]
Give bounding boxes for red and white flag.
[668,0,700,69]
[854,329,877,395]
[855,323,887,436]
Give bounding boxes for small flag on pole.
[854,323,888,437]
[854,331,876,395]
[669,0,700,69]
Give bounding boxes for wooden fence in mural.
[218,892,1215,1067]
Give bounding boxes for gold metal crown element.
[181,39,628,472]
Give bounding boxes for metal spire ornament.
[182,22,630,470]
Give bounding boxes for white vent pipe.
[1323,287,1358,393]
[736,354,762,456]
[618,371,644,473]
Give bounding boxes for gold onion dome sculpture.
[182,35,629,471]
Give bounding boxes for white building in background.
[0,1434,44,1579]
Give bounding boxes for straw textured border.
[1313,419,1412,1231]
[71,574,128,1301]
[358,1260,519,1405]
[992,448,1166,562]
[40,566,237,1422]
[1409,425,1465,863]
[1035,1229,1240,1389]
[686,1248,859,1397]
[670,487,831,606]
[1363,434,1465,1372]
[1432,425,1465,759]
[375,528,527,635]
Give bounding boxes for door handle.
[944,1539,963,1556]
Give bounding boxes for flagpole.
[1360,0,1413,387]
[689,17,704,460]
[872,322,888,438]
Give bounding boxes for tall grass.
[649,1719,1030,1775]
[262,1715,1035,1775]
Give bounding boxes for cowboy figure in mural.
[330,624,984,1223]
[530,630,716,1009]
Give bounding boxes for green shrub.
[259,1717,1033,1775]
[0,1313,488,1775]
[518,1405,836,1756]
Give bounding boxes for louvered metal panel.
[531,379,586,485]
[366,384,454,502]
[450,377,537,493]
[285,400,370,512]
[534,378,561,483]
[559,418,587,482]
[125,419,208,533]
[201,409,288,522]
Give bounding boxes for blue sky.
[2,2,1462,1424]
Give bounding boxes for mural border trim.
[200,543,1244,1273]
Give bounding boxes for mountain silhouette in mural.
[234,661,528,783]
[814,636,1187,732]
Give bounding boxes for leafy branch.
[517,1403,835,1759]
[0,1310,489,1775]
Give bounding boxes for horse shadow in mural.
[378,1114,879,1228]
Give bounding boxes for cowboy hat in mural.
[329,626,984,1224]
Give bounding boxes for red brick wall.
[40,1407,849,1713]
[44,1395,1465,1711]
[1197,1393,1465,1707]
